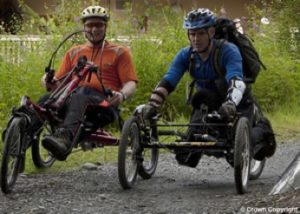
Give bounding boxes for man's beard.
[86,32,105,44]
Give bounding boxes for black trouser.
[61,87,117,136]
[189,88,254,138]
[191,86,254,117]
[236,88,255,125]
[35,87,116,137]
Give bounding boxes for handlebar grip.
[45,67,55,83]
[105,89,113,97]
[207,111,222,120]
[75,55,88,72]
[89,65,98,72]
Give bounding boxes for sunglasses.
[84,22,106,29]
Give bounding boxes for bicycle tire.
[138,119,159,179]
[249,158,266,180]
[0,117,26,194]
[118,116,140,189]
[31,123,56,168]
[234,117,251,195]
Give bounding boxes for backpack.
[213,18,266,83]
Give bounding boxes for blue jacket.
[163,40,243,92]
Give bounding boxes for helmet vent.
[81,6,110,22]
[183,8,216,30]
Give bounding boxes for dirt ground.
[0,141,299,214]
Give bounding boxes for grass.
[267,105,300,143]
[24,146,119,174]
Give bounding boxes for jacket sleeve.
[162,48,190,90]
[220,43,243,83]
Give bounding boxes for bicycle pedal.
[81,141,97,151]
[194,134,217,142]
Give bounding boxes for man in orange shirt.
[42,5,138,160]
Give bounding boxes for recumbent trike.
[0,53,127,194]
[0,30,141,194]
[117,97,267,194]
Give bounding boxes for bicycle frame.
[134,104,239,155]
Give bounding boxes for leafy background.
[0,0,299,154]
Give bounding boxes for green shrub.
[1,2,300,139]
[249,14,300,112]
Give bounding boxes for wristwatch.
[120,91,127,101]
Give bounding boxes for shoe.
[175,150,201,168]
[42,128,72,161]
[175,129,201,167]
[264,132,276,157]
[252,118,277,161]
[253,143,267,161]
[253,138,277,161]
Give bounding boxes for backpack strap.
[188,50,196,74]
[211,39,226,78]
[211,39,229,99]
[186,50,196,104]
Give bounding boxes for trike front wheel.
[138,147,159,179]
[118,116,140,189]
[138,119,159,179]
[234,117,251,194]
[31,123,56,168]
[0,117,26,194]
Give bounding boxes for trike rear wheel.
[234,117,251,194]
[118,116,140,189]
[0,117,26,194]
[249,158,266,180]
[31,123,56,168]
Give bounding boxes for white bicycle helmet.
[81,6,110,22]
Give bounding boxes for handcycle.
[0,31,122,194]
[117,100,266,194]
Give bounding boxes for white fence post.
[0,35,48,65]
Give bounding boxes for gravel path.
[0,141,299,214]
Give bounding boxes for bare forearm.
[109,81,137,107]
[120,81,137,100]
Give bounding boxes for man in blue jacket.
[143,8,276,167]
